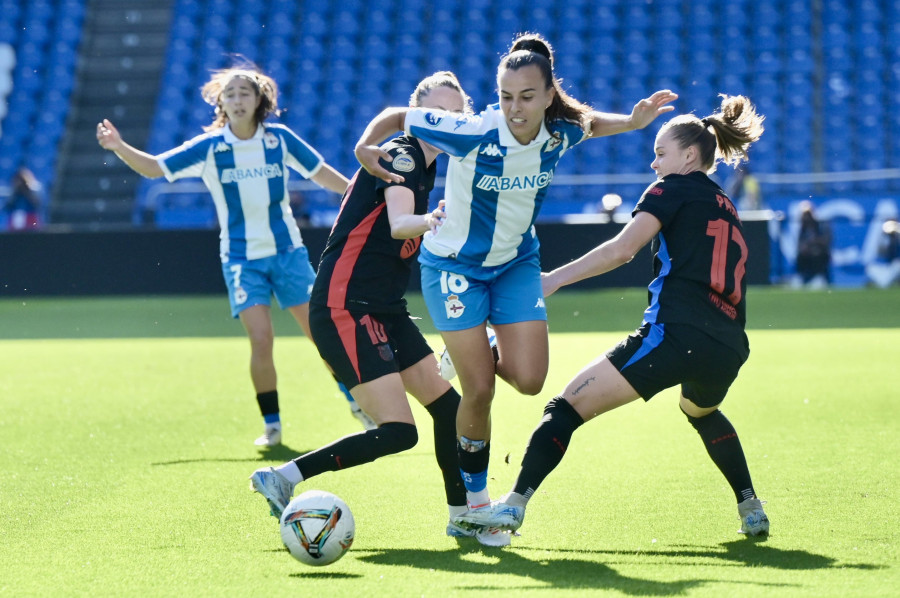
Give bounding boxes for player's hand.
[355,144,404,184]
[540,271,562,298]
[630,90,678,130]
[96,119,122,150]
[426,199,446,233]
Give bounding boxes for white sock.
[449,504,467,519]
[467,489,490,508]
[503,491,528,508]
[275,461,303,485]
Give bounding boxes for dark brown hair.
[200,62,280,131]
[659,94,765,172]
[498,32,593,132]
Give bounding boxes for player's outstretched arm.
[541,212,662,297]
[311,163,350,195]
[354,108,409,184]
[589,90,678,138]
[96,119,164,178]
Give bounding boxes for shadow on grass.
[349,538,879,595]
[150,443,308,466]
[591,539,881,571]
[354,545,714,595]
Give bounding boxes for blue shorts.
[419,250,546,331]
[221,246,316,318]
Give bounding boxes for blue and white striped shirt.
[406,104,587,267]
[158,123,323,261]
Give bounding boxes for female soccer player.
[355,33,677,512]
[96,63,375,447]
[249,72,508,546]
[455,94,770,539]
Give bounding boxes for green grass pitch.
[1,287,898,596]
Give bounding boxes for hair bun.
[510,34,553,65]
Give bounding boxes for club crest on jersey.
[392,153,416,172]
[444,294,465,319]
[263,132,280,149]
[543,134,564,153]
[424,112,444,127]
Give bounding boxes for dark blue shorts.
[308,303,433,390]
[606,322,747,408]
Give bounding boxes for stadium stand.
[0,0,896,230]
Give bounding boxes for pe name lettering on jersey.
[220,163,284,184]
[475,171,554,192]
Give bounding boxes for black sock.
[425,388,467,507]
[256,390,279,421]
[684,409,756,503]
[293,422,418,480]
[512,397,584,498]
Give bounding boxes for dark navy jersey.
[311,136,436,313]
[633,171,749,359]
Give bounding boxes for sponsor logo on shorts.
[535,297,545,308]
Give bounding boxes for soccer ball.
[279,490,355,566]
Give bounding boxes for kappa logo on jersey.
[444,294,465,319]
[475,171,553,192]
[263,132,280,149]
[392,153,416,172]
[214,142,231,153]
[535,297,545,308]
[424,112,444,127]
[479,143,503,157]
[220,163,284,184]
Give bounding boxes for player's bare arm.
[588,90,678,138]
[96,119,164,178]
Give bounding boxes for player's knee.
[511,372,545,396]
[376,422,418,453]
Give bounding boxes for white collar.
[223,123,265,143]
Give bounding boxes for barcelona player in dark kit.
[250,72,510,546]
[455,94,770,539]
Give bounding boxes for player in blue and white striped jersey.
[97,64,376,447]
[356,33,677,517]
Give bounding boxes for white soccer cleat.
[254,426,282,447]
[249,467,294,519]
[475,526,512,547]
[350,402,377,430]
[737,497,770,536]
[446,519,476,538]
[439,326,496,381]
[453,498,525,532]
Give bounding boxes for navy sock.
[684,409,756,503]
[425,388,467,507]
[292,422,418,480]
[512,397,584,499]
[256,390,279,422]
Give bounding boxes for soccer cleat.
[249,467,294,519]
[439,326,496,381]
[254,426,282,447]
[737,497,770,536]
[475,526,512,547]
[350,402,377,430]
[446,520,476,538]
[452,499,525,532]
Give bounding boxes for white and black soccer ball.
[279,490,355,566]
